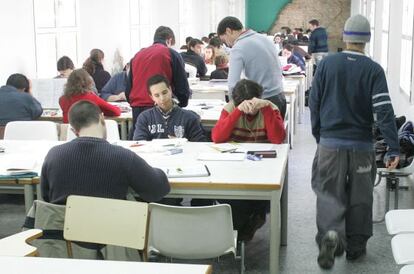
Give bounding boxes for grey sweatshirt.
[228,30,283,99]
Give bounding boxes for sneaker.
[317,231,339,269]
[346,248,366,261]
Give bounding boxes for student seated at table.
[0,73,43,127]
[83,48,111,93]
[100,63,129,102]
[59,69,121,123]
[210,55,229,80]
[211,79,285,241]
[282,44,306,72]
[204,45,215,65]
[133,74,206,142]
[212,79,285,143]
[55,56,75,79]
[41,100,170,204]
[180,39,207,77]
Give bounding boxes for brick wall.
[271,0,351,52]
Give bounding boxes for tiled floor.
[1,109,413,273]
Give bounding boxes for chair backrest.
[185,63,197,78]
[4,121,58,140]
[64,195,148,250]
[148,203,236,259]
[66,120,120,141]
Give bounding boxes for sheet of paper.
[159,164,210,178]
[235,144,276,153]
[197,152,245,161]
[32,78,67,109]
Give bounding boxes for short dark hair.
[215,55,228,66]
[57,56,75,71]
[308,19,319,26]
[283,44,294,52]
[217,16,243,35]
[154,26,175,45]
[208,32,217,39]
[6,73,30,91]
[209,37,222,48]
[68,100,101,132]
[185,36,193,44]
[146,74,170,94]
[232,79,263,106]
[201,36,209,43]
[189,38,203,49]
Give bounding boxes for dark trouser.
[130,106,153,140]
[312,145,376,251]
[219,200,268,230]
[265,93,286,119]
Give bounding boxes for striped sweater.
[211,102,285,144]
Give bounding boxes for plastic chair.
[4,121,58,140]
[375,160,414,211]
[391,234,414,265]
[385,209,414,235]
[400,264,414,274]
[147,203,245,274]
[185,63,197,78]
[64,195,148,258]
[0,229,42,256]
[66,120,120,141]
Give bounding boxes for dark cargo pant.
[311,145,376,251]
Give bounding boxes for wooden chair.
[0,229,42,256]
[63,195,148,259]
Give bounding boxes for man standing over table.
[216,16,286,118]
[309,15,399,269]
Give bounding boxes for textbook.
[160,164,210,178]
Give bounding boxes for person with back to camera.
[0,73,43,126]
[309,14,400,269]
[211,79,285,241]
[210,55,229,80]
[59,69,120,123]
[100,63,130,102]
[83,48,111,93]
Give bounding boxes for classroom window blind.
[381,0,390,73]
[369,0,375,58]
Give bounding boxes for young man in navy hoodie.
[133,74,206,142]
[310,15,399,269]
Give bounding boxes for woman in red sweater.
[59,69,121,123]
[212,79,285,144]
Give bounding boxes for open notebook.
[159,164,210,178]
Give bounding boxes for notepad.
[197,152,246,161]
[160,164,210,178]
[5,158,37,175]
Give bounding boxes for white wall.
[0,0,37,84]
[351,0,414,122]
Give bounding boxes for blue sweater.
[133,106,207,141]
[100,71,127,100]
[309,51,399,155]
[0,85,43,126]
[308,27,329,54]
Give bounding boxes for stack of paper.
[159,164,210,178]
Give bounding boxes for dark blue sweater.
[133,106,207,141]
[308,27,329,54]
[100,71,127,100]
[309,51,399,155]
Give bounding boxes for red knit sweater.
[212,104,285,144]
[59,92,121,123]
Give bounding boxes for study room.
[1,0,414,274]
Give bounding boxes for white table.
[0,256,212,274]
[0,229,42,257]
[0,140,289,274]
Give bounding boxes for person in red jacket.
[212,79,285,144]
[59,69,121,123]
[212,79,286,242]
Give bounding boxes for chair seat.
[401,264,414,274]
[391,234,414,264]
[386,210,414,235]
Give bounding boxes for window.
[368,0,375,57]
[361,0,367,16]
[179,0,193,47]
[381,0,390,72]
[129,0,152,55]
[400,0,414,97]
[33,0,79,78]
